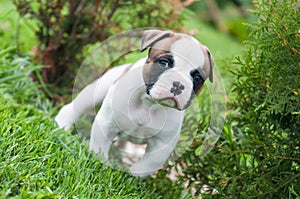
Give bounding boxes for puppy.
[55,29,214,177]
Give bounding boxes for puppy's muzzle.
[146,83,154,95]
[146,81,186,96]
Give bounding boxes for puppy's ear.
[140,30,173,52]
[202,45,214,83]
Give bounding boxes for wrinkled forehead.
[171,37,205,69]
[150,35,205,69]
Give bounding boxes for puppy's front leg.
[55,64,130,130]
[130,133,180,177]
[55,79,102,130]
[89,107,118,160]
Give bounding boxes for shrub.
[13,0,194,94]
[227,0,300,197]
[155,0,300,198]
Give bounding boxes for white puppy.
[55,30,214,177]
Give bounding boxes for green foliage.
[0,47,47,106]
[227,0,300,196]
[156,0,300,198]
[232,1,300,129]
[226,18,249,42]
[13,0,186,92]
[0,47,167,198]
[0,0,36,52]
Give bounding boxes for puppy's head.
[141,29,214,110]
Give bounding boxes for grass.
[0,1,244,198]
[0,0,37,53]
[0,47,166,198]
[0,102,159,198]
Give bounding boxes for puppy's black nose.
[170,81,185,96]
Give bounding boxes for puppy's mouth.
[145,89,179,110]
[157,98,177,108]
[145,83,185,110]
[145,83,154,95]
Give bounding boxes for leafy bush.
[13,0,193,93]
[227,0,300,197]
[155,0,300,198]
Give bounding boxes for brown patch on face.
[142,35,182,93]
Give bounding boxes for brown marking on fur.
[142,34,182,85]
[150,34,182,53]
[141,30,174,52]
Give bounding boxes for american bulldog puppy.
[55,29,214,177]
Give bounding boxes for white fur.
[55,58,184,177]
[55,32,210,177]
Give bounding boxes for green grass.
[0,0,37,53]
[0,47,166,198]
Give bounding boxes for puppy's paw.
[129,164,155,178]
[55,104,75,131]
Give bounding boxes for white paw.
[55,104,75,131]
[129,164,156,178]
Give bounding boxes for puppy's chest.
[113,97,169,139]
[104,63,183,143]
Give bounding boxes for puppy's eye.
[190,69,205,95]
[190,70,204,85]
[157,57,173,68]
[193,73,202,83]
